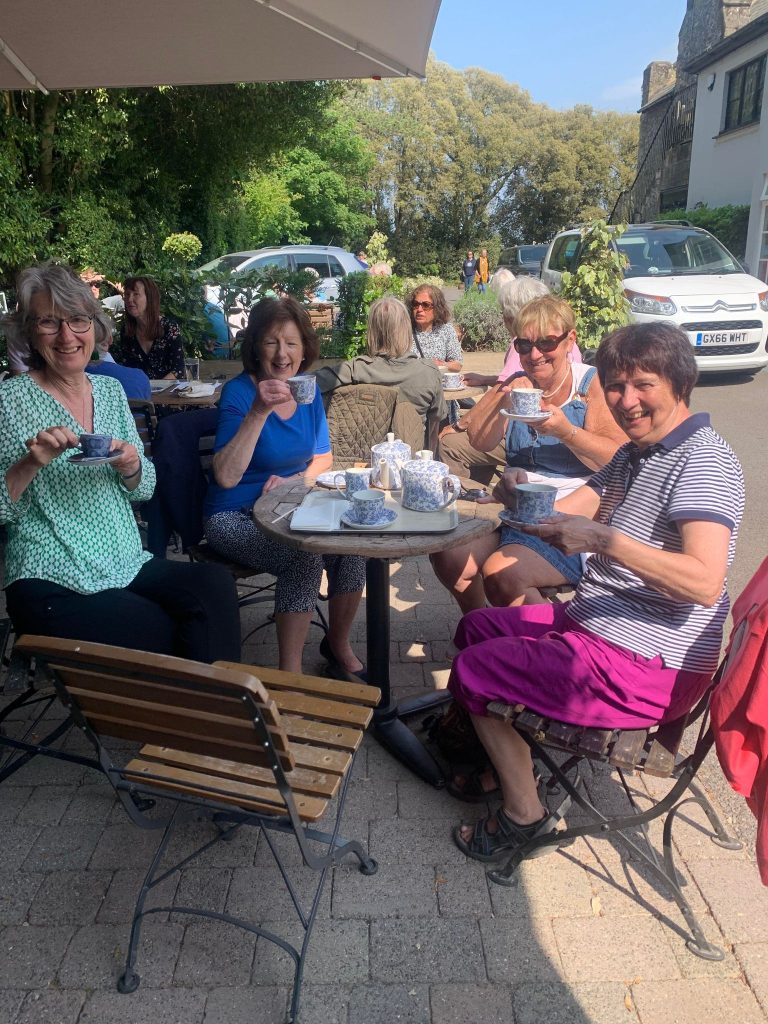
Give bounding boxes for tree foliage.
[657,204,750,260]
[560,220,631,350]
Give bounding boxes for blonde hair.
[513,295,575,341]
[366,296,413,358]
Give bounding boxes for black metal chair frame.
[486,670,741,961]
[24,640,377,1024]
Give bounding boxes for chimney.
[642,61,677,106]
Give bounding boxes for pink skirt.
[448,603,712,729]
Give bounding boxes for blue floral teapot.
[401,451,461,512]
[370,433,411,490]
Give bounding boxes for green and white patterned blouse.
[0,374,155,594]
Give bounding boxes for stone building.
[614,0,756,222]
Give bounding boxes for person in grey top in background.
[407,284,463,372]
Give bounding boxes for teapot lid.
[371,432,411,455]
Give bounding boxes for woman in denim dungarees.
[432,296,626,610]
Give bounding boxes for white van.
[541,223,768,375]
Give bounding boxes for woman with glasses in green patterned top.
[0,262,240,663]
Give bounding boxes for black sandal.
[446,767,501,803]
[453,808,560,863]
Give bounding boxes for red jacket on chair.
[711,557,768,884]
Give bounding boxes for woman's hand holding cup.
[484,467,529,506]
[25,426,80,467]
[251,378,293,416]
[109,440,141,478]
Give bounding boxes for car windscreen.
[519,245,547,262]
[617,229,741,277]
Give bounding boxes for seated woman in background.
[204,297,365,676]
[0,263,240,663]
[315,296,447,448]
[448,322,744,848]
[113,275,185,380]
[408,284,463,372]
[432,296,625,610]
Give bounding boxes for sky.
[430,0,688,113]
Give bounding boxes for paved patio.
[2,351,768,1023]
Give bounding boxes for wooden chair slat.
[65,688,294,760]
[56,667,281,726]
[577,728,615,756]
[608,730,648,771]
[281,713,366,752]
[272,691,373,729]
[139,745,341,799]
[124,758,328,822]
[546,721,581,747]
[644,716,689,777]
[216,661,380,707]
[487,701,518,722]
[516,711,547,737]
[82,714,284,767]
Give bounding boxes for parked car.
[497,244,549,277]
[198,245,367,305]
[540,223,768,375]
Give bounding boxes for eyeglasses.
[32,315,93,335]
[411,300,434,311]
[513,329,570,355]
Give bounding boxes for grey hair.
[2,262,113,370]
[366,296,413,358]
[489,268,514,294]
[497,277,550,325]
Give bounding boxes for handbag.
[423,699,487,765]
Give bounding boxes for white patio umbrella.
[0,0,441,92]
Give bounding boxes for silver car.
[199,244,366,304]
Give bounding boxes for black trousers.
[6,558,241,664]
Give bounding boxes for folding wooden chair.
[479,574,768,961]
[14,635,380,1023]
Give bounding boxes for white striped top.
[567,413,744,673]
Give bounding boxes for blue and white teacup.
[442,372,463,390]
[286,374,317,405]
[401,457,461,512]
[79,433,112,458]
[350,488,386,525]
[509,388,543,417]
[334,467,370,500]
[513,483,557,523]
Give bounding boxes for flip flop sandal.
[452,808,561,863]
[446,767,501,803]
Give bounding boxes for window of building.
[724,54,766,132]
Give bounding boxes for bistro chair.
[13,634,380,1023]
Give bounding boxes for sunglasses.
[411,300,434,311]
[513,329,570,355]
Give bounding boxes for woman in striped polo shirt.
[449,322,744,860]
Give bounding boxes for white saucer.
[340,508,397,530]
[443,386,465,393]
[68,451,122,467]
[499,410,552,425]
[315,468,371,489]
[499,510,563,529]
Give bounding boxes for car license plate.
[695,330,748,346]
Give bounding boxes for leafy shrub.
[161,232,203,264]
[330,271,402,358]
[657,205,749,261]
[452,291,508,352]
[560,219,630,350]
[365,230,393,268]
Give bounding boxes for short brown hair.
[407,283,451,329]
[596,322,698,404]
[241,297,319,374]
[513,296,575,341]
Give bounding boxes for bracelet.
[120,465,142,482]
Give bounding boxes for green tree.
[560,220,630,350]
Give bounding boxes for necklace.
[541,366,572,400]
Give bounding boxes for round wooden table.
[253,481,498,785]
[442,383,485,403]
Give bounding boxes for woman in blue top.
[432,296,625,609]
[204,297,365,675]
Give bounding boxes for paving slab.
[430,982,513,1024]
[0,926,74,989]
[433,861,493,917]
[348,983,430,1024]
[0,872,44,927]
[690,858,768,944]
[479,914,562,985]
[735,943,768,1014]
[551,915,682,983]
[250,919,369,986]
[27,869,112,926]
[202,985,287,1024]
[0,990,24,1024]
[332,859,437,919]
[14,989,86,1024]
[57,920,183,990]
[631,978,765,1024]
[370,917,486,984]
[78,987,207,1024]
[512,980,639,1024]
[173,919,255,987]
